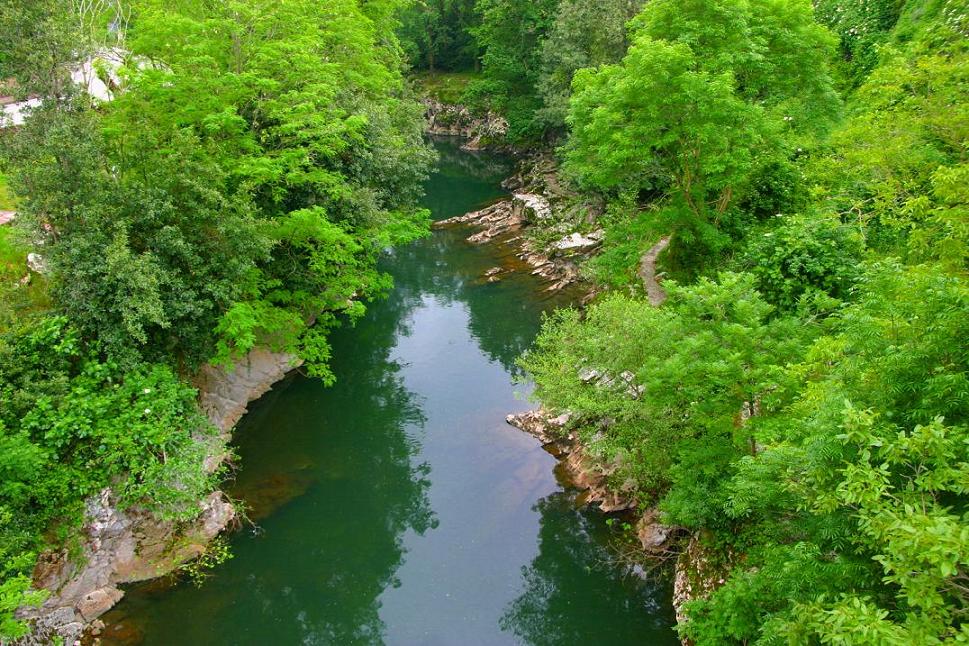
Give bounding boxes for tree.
[520,273,813,506]
[535,0,644,130]
[564,0,838,255]
[467,0,558,140]
[681,262,969,644]
[397,0,479,72]
[2,0,434,374]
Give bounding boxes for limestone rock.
[636,510,675,554]
[26,252,48,274]
[77,588,124,622]
[512,193,552,222]
[553,230,603,252]
[423,98,508,150]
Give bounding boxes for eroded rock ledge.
[507,408,712,645]
[506,410,676,542]
[16,349,301,645]
[434,193,600,293]
[423,98,509,151]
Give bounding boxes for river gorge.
[100,139,679,646]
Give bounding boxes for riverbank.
[90,136,679,645]
[17,350,301,644]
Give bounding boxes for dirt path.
[639,236,671,306]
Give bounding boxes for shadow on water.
[101,138,678,646]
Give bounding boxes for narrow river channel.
[102,139,678,645]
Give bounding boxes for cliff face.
[16,349,300,645]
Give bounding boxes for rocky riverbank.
[16,349,301,645]
[507,408,722,644]
[433,153,607,297]
[423,98,509,151]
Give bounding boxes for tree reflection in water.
[500,491,679,646]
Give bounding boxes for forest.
[0,0,966,644]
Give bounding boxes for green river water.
[102,139,678,646]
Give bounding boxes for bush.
[0,317,217,638]
[739,215,864,310]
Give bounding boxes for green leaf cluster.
[0,317,218,636]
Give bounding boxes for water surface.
[105,139,678,646]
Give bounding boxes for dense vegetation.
[0,0,431,637]
[1,0,965,642]
[487,0,966,642]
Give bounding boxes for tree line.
[0,0,432,637]
[436,0,966,642]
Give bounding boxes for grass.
[0,173,14,211]
[412,71,481,104]
[0,172,50,328]
[0,173,21,273]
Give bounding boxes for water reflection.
[500,492,678,645]
[102,288,437,645]
[104,138,677,646]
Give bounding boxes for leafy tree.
[565,0,838,257]
[534,0,644,130]
[739,215,865,310]
[398,0,479,72]
[809,40,968,266]
[521,273,814,506]
[466,0,558,140]
[3,0,434,375]
[4,105,269,368]
[683,262,969,644]
[0,317,218,637]
[815,0,905,83]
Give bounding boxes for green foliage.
[179,536,234,587]
[683,262,969,644]
[809,39,968,266]
[521,273,815,504]
[534,0,644,130]
[466,0,558,140]
[412,71,481,104]
[398,0,480,72]
[815,0,904,82]
[0,174,13,211]
[0,317,217,637]
[739,215,865,310]
[565,0,839,262]
[523,5,969,644]
[2,0,434,374]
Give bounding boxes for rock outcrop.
[423,98,508,151]
[434,192,599,294]
[16,349,300,644]
[672,533,729,645]
[508,409,679,559]
[506,410,637,514]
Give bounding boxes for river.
[101,139,678,645]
